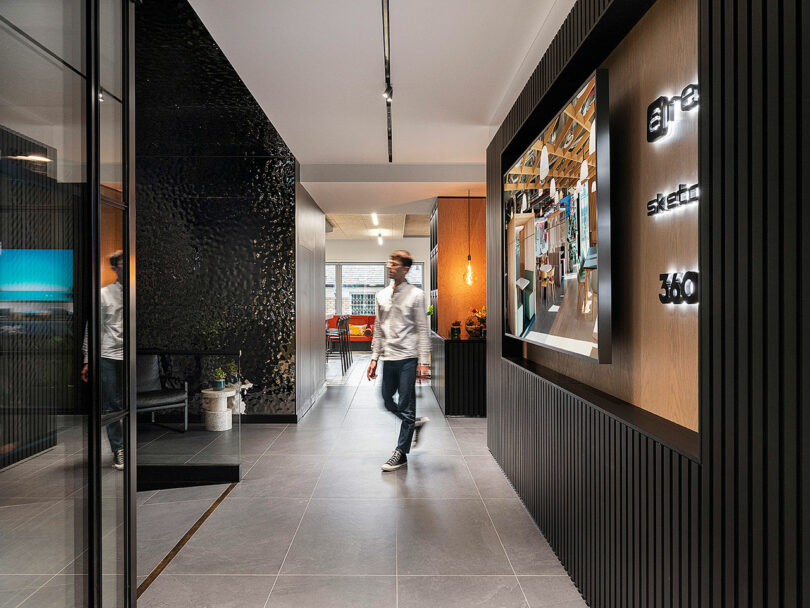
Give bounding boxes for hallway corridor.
[137,356,586,607]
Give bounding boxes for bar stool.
[338,315,352,370]
[326,316,348,374]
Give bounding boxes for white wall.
[326,238,431,292]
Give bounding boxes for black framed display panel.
[500,68,612,364]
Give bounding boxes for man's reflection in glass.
[82,250,125,470]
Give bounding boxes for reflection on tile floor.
[0,417,126,607]
[137,421,242,466]
[137,356,586,607]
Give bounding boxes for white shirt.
[371,281,430,364]
[83,281,124,362]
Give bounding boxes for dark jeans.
[101,358,123,453]
[381,357,418,454]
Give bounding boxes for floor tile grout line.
[136,572,570,577]
[446,421,533,608]
[142,495,232,507]
[12,544,87,608]
[395,499,399,608]
[262,427,335,608]
[181,431,234,464]
[263,357,367,608]
[241,424,289,478]
[137,430,170,451]
[136,482,237,599]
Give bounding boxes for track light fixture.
[381,0,392,162]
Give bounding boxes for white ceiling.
[326,213,429,240]
[188,0,576,211]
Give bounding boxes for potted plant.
[225,360,239,384]
[212,367,226,391]
[450,320,462,340]
[465,306,486,338]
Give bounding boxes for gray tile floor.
[0,417,127,608]
[137,355,587,607]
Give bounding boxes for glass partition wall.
[0,1,135,606]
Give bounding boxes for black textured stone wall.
[135,0,297,415]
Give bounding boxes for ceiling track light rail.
[381,0,392,162]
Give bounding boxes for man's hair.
[109,250,124,268]
[390,250,413,269]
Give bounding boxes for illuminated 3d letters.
[647,183,699,216]
[647,83,699,142]
[658,271,699,305]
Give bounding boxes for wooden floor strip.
[136,483,237,598]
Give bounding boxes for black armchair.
[136,354,188,431]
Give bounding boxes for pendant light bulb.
[465,189,473,286]
[377,232,383,246]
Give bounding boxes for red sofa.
[327,315,375,342]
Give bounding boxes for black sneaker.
[381,449,407,471]
[113,449,124,471]
[412,417,430,448]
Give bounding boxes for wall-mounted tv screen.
[0,249,74,302]
[503,69,611,362]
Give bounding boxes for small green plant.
[451,320,461,327]
[225,361,238,376]
[212,367,226,381]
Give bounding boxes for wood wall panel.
[435,196,486,336]
[524,0,698,431]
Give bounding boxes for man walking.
[367,250,430,471]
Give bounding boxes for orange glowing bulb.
[465,261,473,285]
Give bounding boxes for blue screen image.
[0,249,74,301]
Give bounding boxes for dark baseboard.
[137,464,240,491]
[241,414,298,423]
[351,342,372,352]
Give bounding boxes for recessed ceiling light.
[371,212,379,226]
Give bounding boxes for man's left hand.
[417,364,430,379]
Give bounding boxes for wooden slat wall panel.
[699,0,808,606]
[444,339,486,416]
[491,359,699,607]
[488,0,808,606]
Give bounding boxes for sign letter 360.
[658,271,699,304]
